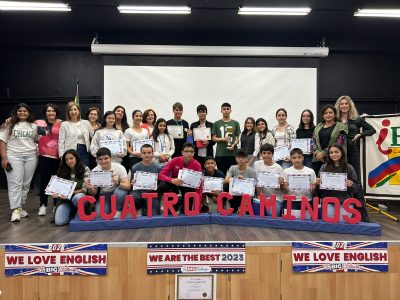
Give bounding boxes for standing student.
[52,149,90,226]
[312,105,348,176]
[202,156,225,212]
[113,105,130,172]
[125,110,148,169]
[271,108,296,170]
[239,117,257,167]
[190,104,214,167]
[335,95,376,179]
[223,149,259,213]
[166,102,189,158]
[0,103,38,222]
[86,148,131,218]
[90,111,127,164]
[36,103,62,216]
[86,107,101,131]
[253,118,275,159]
[58,101,93,167]
[212,102,241,175]
[254,144,285,216]
[141,109,157,137]
[151,118,175,166]
[296,109,316,169]
[129,144,162,215]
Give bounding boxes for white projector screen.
[104,66,317,129]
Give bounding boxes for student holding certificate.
[316,144,368,222]
[90,111,127,164]
[129,144,162,215]
[202,156,225,212]
[151,118,175,166]
[296,109,315,168]
[239,117,257,167]
[166,102,189,158]
[190,104,214,167]
[158,143,202,212]
[254,144,285,216]
[52,149,90,225]
[86,148,131,219]
[125,110,149,169]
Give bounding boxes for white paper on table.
[178,168,203,189]
[89,171,113,187]
[45,175,77,199]
[193,127,211,141]
[202,176,224,193]
[256,171,280,188]
[273,145,290,161]
[99,139,124,155]
[229,177,256,196]
[287,174,311,190]
[132,171,158,190]
[320,172,347,191]
[290,138,312,154]
[167,125,184,139]
[132,139,154,152]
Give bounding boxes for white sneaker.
[18,208,29,218]
[114,211,122,219]
[11,209,21,222]
[38,205,47,216]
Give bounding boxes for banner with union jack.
[5,243,107,276]
[292,241,388,272]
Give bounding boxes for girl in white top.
[90,111,127,164]
[58,101,93,167]
[151,118,175,166]
[0,103,39,222]
[253,118,275,159]
[125,110,148,169]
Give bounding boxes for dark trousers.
[76,144,89,167]
[158,181,197,213]
[130,190,161,215]
[312,161,324,176]
[347,142,361,180]
[129,157,142,170]
[38,156,60,207]
[215,156,236,176]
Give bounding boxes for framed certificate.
[256,171,280,188]
[90,171,113,187]
[45,176,77,199]
[100,139,124,155]
[132,171,158,190]
[203,176,224,193]
[273,145,290,162]
[178,168,203,189]
[290,138,312,154]
[193,127,211,141]
[287,174,311,190]
[168,125,184,139]
[320,172,347,191]
[132,139,154,153]
[176,274,216,300]
[229,177,256,196]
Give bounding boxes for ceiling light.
[0,1,71,11]
[354,9,400,18]
[238,7,311,16]
[118,5,191,14]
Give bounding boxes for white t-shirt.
[124,127,149,157]
[274,130,285,147]
[90,128,126,163]
[0,122,38,156]
[283,166,316,201]
[92,162,128,193]
[254,160,284,201]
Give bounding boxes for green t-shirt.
[212,119,241,157]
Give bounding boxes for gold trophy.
[225,126,234,149]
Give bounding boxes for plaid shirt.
[271,124,296,146]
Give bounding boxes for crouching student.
[254,144,285,216]
[86,148,131,218]
[158,143,202,213]
[282,148,317,219]
[52,149,90,225]
[130,144,162,215]
[202,156,225,212]
[224,149,259,213]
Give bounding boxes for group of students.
[0,95,374,224]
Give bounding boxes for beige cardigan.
[58,120,94,157]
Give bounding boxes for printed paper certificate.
[273,145,290,161]
[45,176,77,199]
[178,168,203,189]
[100,139,124,155]
[193,127,211,141]
[320,172,347,191]
[90,171,113,187]
[132,171,158,190]
[230,177,256,196]
[256,171,280,188]
[167,125,184,139]
[176,274,215,300]
[132,139,154,152]
[287,174,311,190]
[290,138,312,154]
[203,176,224,193]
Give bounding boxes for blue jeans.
[95,187,129,214]
[130,190,161,215]
[327,204,354,222]
[54,193,86,226]
[266,200,282,217]
[277,160,292,170]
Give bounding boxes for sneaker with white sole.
[38,205,47,216]
[11,209,21,222]
[18,208,29,218]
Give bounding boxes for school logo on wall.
[362,114,400,199]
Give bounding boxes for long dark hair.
[113,105,129,131]
[242,117,256,134]
[298,109,315,129]
[42,103,59,120]
[320,105,338,123]
[57,149,86,180]
[151,118,169,142]
[99,111,116,130]
[1,103,35,136]
[255,118,270,140]
[324,143,348,173]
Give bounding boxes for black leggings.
[38,156,60,207]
